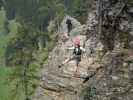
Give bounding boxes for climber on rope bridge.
[58,36,86,72]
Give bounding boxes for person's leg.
[74,61,79,77]
[74,56,81,76]
[74,55,81,77]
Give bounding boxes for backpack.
[73,47,82,55]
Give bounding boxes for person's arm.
[67,47,74,50]
[80,47,86,52]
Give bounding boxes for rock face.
[99,0,133,50]
[33,0,133,100]
[83,50,133,100]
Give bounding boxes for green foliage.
[66,0,89,23]
[0,35,7,57]
[4,0,66,32]
[8,63,40,100]
[2,26,36,100]
[4,0,88,30]
[0,7,8,34]
[33,49,49,66]
[0,35,8,66]
[5,24,37,66]
[0,9,11,99]
[5,23,55,100]
[0,67,12,100]
[8,19,20,35]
